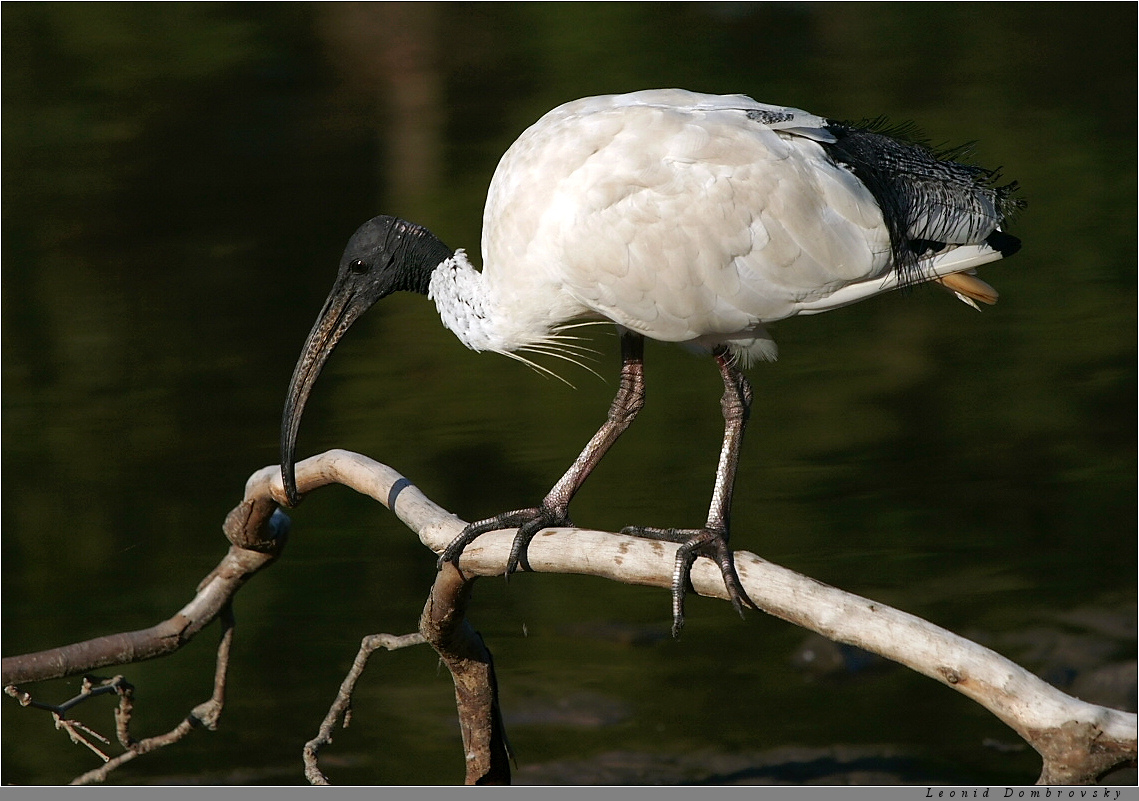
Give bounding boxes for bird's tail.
[821,119,1025,288]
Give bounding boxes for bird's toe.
[440,505,571,575]
[623,524,756,636]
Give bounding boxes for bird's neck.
[427,249,501,353]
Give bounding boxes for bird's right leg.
[438,331,646,574]
[622,347,758,637]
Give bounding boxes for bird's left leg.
[624,346,758,637]
[438,331,647,574]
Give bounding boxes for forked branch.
[3,448,1135,785]
[273,449,1137,785]
[303,631,427,785]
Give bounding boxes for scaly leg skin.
[438,331,646,574]
[623,347,759,638]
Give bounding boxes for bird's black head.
[280,215,453,506]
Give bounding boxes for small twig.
[6,676,124,716]
[303,631,427,785]
[54,714,113,761]
[6,675,133,765]
[70,604,238,785]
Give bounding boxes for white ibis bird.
[281,89,1022,637]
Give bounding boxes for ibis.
[281,89,1022,637]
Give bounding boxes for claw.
[438,506,569,575]
[622,524,756,638]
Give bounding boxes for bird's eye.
[348,259,368,274]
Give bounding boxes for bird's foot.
[438,505,572,575]
[620,524,757,638]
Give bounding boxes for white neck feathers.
[427,250,499,352]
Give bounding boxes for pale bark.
[269,449,1138,785]
[4,448,1135,785]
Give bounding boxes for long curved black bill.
[280,215,452,506]
[280,277,373,506]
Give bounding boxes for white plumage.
[282,89,1022,636]
[427,89,1013,368]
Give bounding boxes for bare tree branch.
[303,631,427,786]
[3,604,239,785]
[68,602,238,785]
[419,563,512,785]
[2,504,286,687]
[5,676,127,763]
[272,449,1138,785]
[3,448,1134,784]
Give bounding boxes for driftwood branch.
[4,603,239,786]
[272,449,1139,785]
[3,447,1135,785]
[2,504,287,686]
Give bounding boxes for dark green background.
[3,2,1134,786]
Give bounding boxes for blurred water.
[2,3,1134,786]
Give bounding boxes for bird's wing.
[486,92,892,340]
[481,90,1015,358]
[590,88,837,143]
